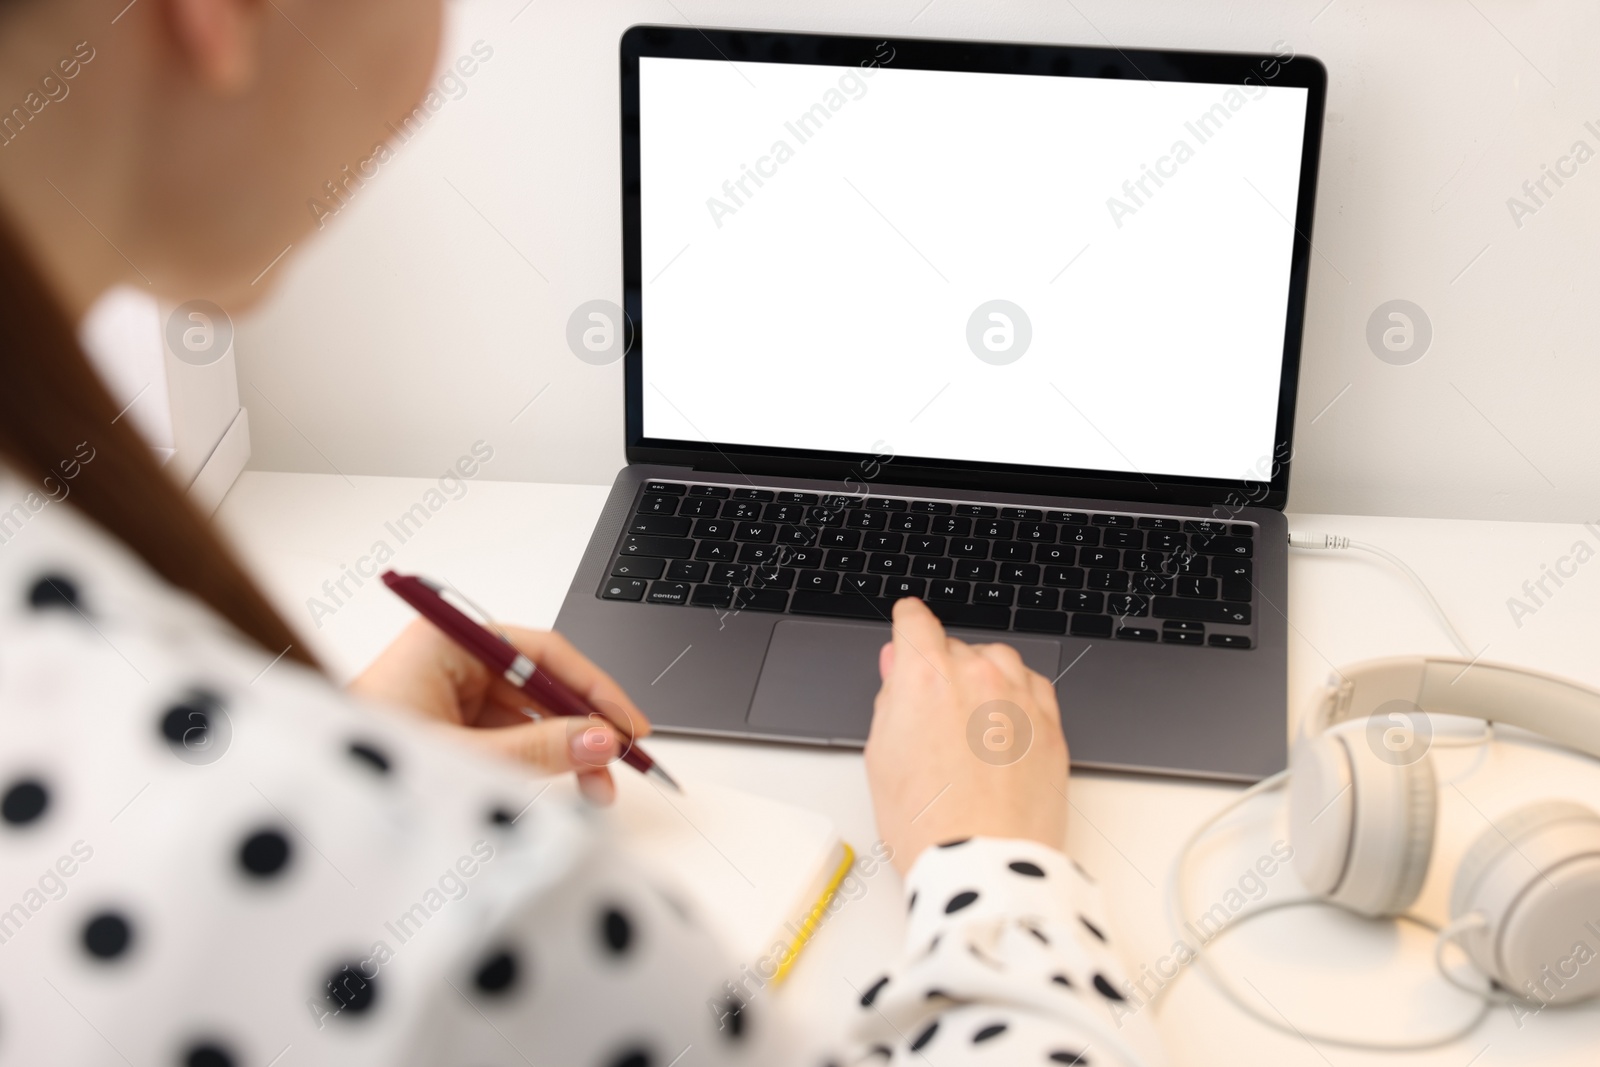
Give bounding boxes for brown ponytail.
[0,207,317,669]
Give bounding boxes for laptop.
[554,27,1326,781]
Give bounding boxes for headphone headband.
[1313,656,1600,761]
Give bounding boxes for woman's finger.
[888,598,949,685]
[449,713,624,780]
[970,641,1030,686]
[488,626,652,738]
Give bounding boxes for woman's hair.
[0,206,317,668]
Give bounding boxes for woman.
[0,1,1164,1064]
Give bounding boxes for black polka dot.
[1050,973,1073,989]
[868,1047,892,1061]
[906,890,917,913]
[973,1021,1007,1043]
[489,806,517,826]
[944,890,979,914]
[1092,974,1124,1001]
[1,779,48,825]
[1049,1051,1091,1065]
[324,961,378,1016]
[474,949,519,994]
[601,906,633,955]
[717,994,746,1040]
[1008,860,1046,877]
[238,830,291,878]
[910,1020,939,1051]
[1079,916,1107,943]
[1025,925,1050,946]
[924,988,949,1000]
[27,574,80,611]
[859,975,889,1007]
[82,912,132,960]
[347,741,391,775]
[185,1042,236,1067]
[606,1050,652,1067]
[161,693,219,747]
[937,837,970,849]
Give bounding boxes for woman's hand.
[348,619,651,806]
[865,598,1069,874]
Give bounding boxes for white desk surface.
[218,471,1600,1066]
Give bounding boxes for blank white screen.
[639,56,1308,482]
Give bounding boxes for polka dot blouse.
[0,472,1165,1067]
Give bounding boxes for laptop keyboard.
[599,481,1257,649]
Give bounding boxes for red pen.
[381,570,681,791]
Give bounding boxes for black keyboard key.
[932,516,972,536]
[889,513,931,534]
[862,533,903,552]
[777,491,819,504]
[1231,524,1255,538]
[1043,566,1086,588]
[825,551,866,572]
[777,525,818,546]
[1017,523,1056,543]
[1092,514,1135,528]
[1086,570,1130,592]
[797,569,837,592]
[733,487,775,501]
[807,505,846,527]
[1221,577,1253,602]
[691,585,733,608]
[1014,609,1068,634]
[1125,551,1166,572]
[750,566,792,589]
[709,564,751,585]
[1117,627,1159,642]
[975,519,1014,539]
[1036,545,1076,565]
[1184,520,1229,535]
[928,580,970,602]
[847,509,889,530]
[679,497,721,517]
[646,581,690,605]
[780,546,825,568]
[734,522,775,543]
[1070,614,1113,638]
[1209,634,1253,649]
[1047,510,1090,524]
[955,504,998,518]
[842,574,883,596]
[667,559,709,582]
[821,495,865,508]
[1164,630,1204,646]
[1107,594,1149,616]
[1080,548,1120,569]
[1212,558,1253,580]
[1164,620,1205,633]
[734,587,789,612]
[790,590,893,620]
[621,535,693,559]
[600,577,647,601]
[950,539,989,558]
[737,544,780,564]
[883,577,926,599]
[612,557,665,579]
[1177,577,1219,599]
[689,485,731,498]
[907,535,947,555]
[954,561,996,582]
[865,497,909,510]
[1170,551,1210,575]
[912,557,954,578]
[766,502,807,523]
[722,500,764,520]
[991,542,1034,562]
[637,494,680,515]
[1148,531,1187,552]
[694,542,737,562]
[1192,535,1253,558]
[973,584,1015,606]
[1064,591,1105,613]
[1018,587,1059,609]
[693,518,734,540]
[1001,507,1043,521]
[1137,516,1181,531]
[819,529,861,549]
[927,601,1011,630]
[910,500,954,514]
[629,515,691,537]
[1060,526,1099,546]
[869,553,910,575]
[1132,574,1174,595]
[1154,599,1251,625]
[644,481,687,495]
[1104,528,1143,548]
[999,564,1040,585]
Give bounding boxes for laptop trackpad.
[746,618,1062,742]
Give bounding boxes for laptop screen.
[636,54,1310,485]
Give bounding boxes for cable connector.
[1288,531,1350,550]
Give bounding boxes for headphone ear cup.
[1449,801,1600,1005]
[1290,723,1437,917]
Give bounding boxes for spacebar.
[789,590,896,621]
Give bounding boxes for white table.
[218,472,1600,1066]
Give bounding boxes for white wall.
[236,0,1600,523]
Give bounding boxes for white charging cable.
[1287,532,1474,658]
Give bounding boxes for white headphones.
[1288,656,1600,1005]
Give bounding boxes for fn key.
[600,577,647,601]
